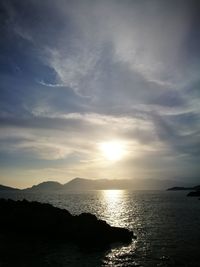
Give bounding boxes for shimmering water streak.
[101,190,128,227]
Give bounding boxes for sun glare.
[99,140,126,161]
[102,189,124,201]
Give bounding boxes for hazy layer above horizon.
[0,0,200,188]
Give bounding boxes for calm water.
[0,190,200,267]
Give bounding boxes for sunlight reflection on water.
[101,190,137,266]
[101,190,126,227]
[103,241,137,267]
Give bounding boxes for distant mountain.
[0,184,19,191]
[24,181,63,192]
[63,177,95,191]
[62,177,190,191]
[0,178,194,192]
[62,177,135,191]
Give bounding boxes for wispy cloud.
[36,80,64,88]
[0,0,200,186]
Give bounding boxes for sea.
[0,190,199,267]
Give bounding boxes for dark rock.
[0,199,134,248]
[193,185,200,191]
[167,186,200,191]
[187,191,200,197]
[167,187,191,191]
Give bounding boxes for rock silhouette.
[0,199,134,248]
[187,191,200,197]
[167,185,200,191]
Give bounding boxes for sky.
[0,0,200,188]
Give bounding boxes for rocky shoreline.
[0,199,134,249]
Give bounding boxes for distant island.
[167,185,200,191]
[0,177,194,192]
[187,191,200,197]
[167,185,200,197]
[0,199,133,248]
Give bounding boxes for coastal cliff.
[0,199,133,248]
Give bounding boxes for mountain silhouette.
[0,177,194,192]
[24,181,63,192]
[0,184,19,191]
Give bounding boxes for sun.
[99,140,126,161]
